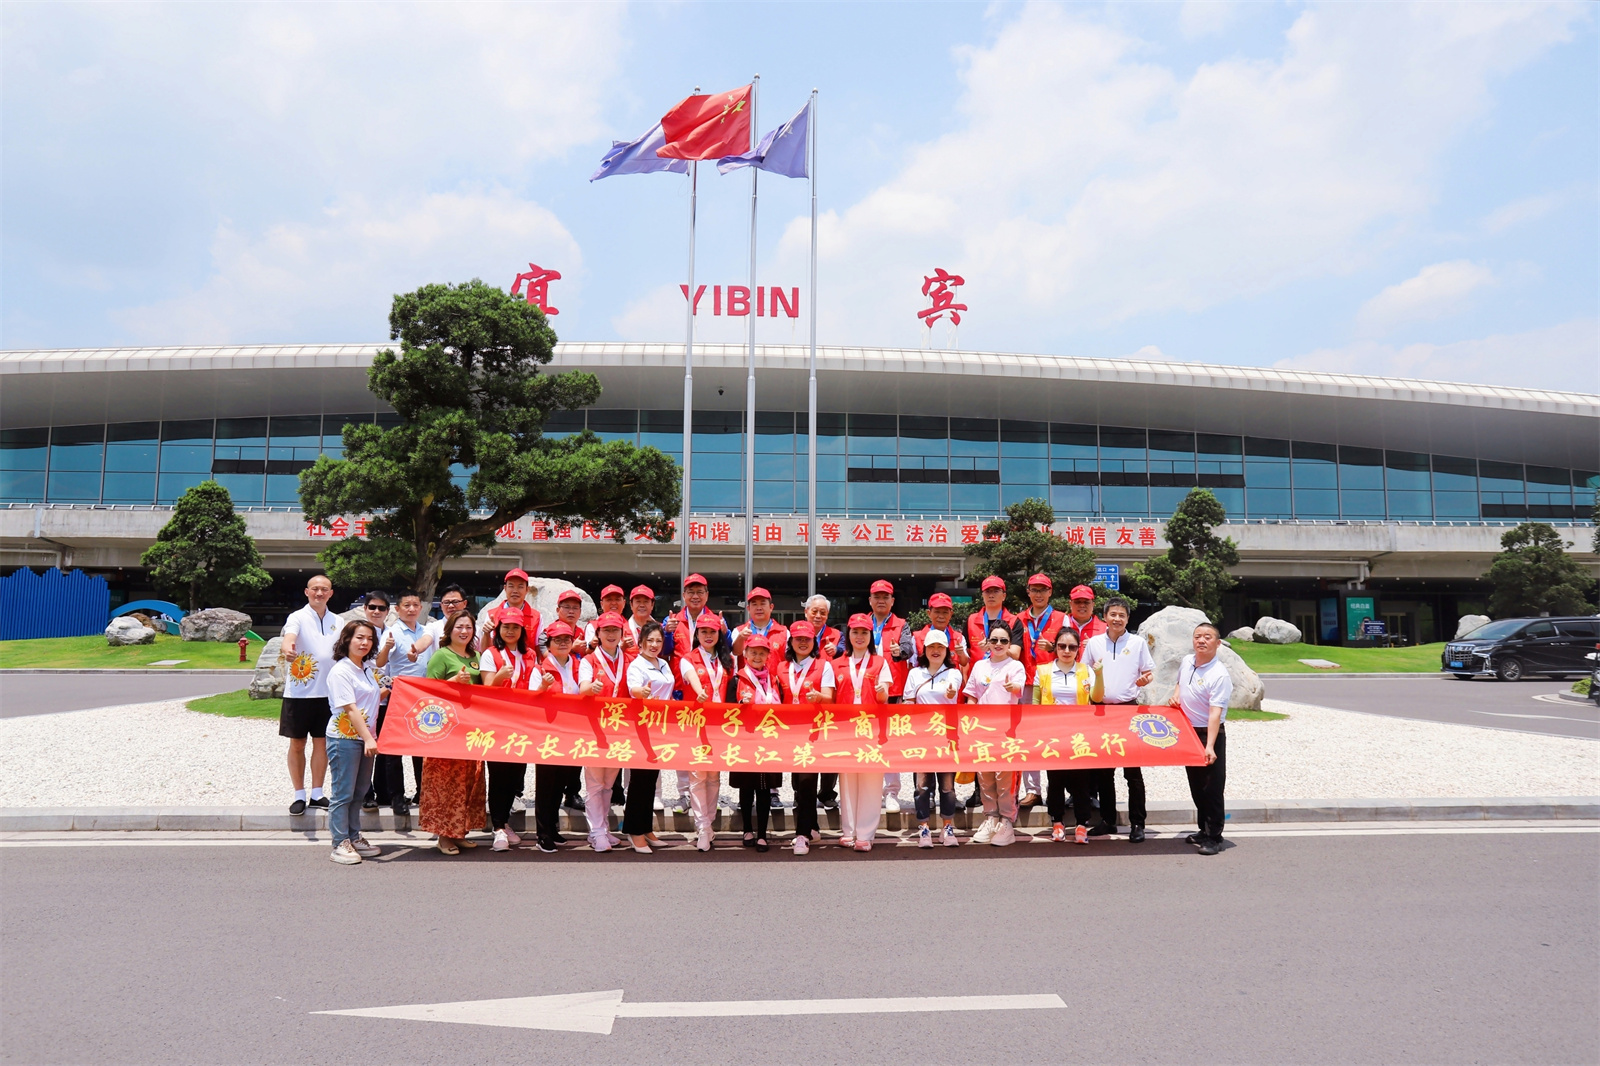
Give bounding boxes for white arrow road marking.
[314,991,1068,1035]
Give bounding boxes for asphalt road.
[0,673,246,719]
[1267,674,1600,740]
[3,830,1595,1065]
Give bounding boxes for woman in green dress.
[421,609,486,854]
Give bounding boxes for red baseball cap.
[630,585,655,601]
[544,620,576,640]
[683,573,708,588]
[694,610,723,631]
[490,605,530,627]
[594,612,626,630]
[557,588,582,604]
[1027,573,1052,589]
[599,584,625,600]
[980,575,1006,592]
[743,635,771,652]
[788,620,816,639]
[746,587,772,602]
[847,612,874,630]
[1069,584,1095,601]
[928,593,953,609]
[870,579,894,595]
[503,568,530,584]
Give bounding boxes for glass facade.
[1,411,1595,522]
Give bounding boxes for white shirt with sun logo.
[283,604,341,700]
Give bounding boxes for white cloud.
[1276,318,1600,393]
[1481,191,1566,233]
[782,1,1587,350]
[111,189,581,344]
[1179,0,1240,38]
[1355,260,1496,335]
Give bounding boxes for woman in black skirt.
[730,635,782,851]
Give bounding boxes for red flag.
[656,85,752,161]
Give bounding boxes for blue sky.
[3,1,1595,392]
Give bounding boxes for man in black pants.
[1176,622,1233,855]
[1079,599,1155,842]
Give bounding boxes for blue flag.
[717,99,810,178]
[589,123,690,181]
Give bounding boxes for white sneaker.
[942,824,960,847]
[884,794,901,813]
[917,825,933,848]
[653,797,665,811]
[673,801,690,815]
[352,838,380,858]
[492,829,510,852]
[511,795,527,811]
[696,827,714,852]
[503,826,521,846]
[330,841,361,865]
[606,832,623,847]
[972,816,998,845]
[591,833,612,853]
[792,835,810,855]
[991,818,1016,847]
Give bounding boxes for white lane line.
[315,990,1067,1034]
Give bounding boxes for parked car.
[1442,616,1600,681]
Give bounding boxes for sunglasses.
[365,604,388,612]
[989,637,1010,645]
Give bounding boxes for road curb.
[2,798,1595,833]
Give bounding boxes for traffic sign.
[1095,564,1120,590]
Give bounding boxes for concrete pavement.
[2,827,1595,1064]
[1266,674,1600,739]
[0,673,246,719]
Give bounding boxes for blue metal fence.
[0,567,112,640]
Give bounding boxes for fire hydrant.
[238,637,250,663]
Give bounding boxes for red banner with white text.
[380,678,1206,772]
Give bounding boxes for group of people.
[276,567,1232,867]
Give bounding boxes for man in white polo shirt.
[1080,597,1155,842]
[1175,621,1233,856]
[278,574,342,815]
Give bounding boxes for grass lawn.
[1229,640,1446,674]
[0,633,260,670]
[186,688,276,719]
[1227,708,1289,721]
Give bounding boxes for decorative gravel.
[0,697,1594,809]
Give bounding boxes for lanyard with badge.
[1026,606,1054,648]
[847,655,873,702]
[594,648,624,694]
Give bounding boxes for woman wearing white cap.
[677,611,731,852]
[903,628,963,848]
[835,614,893,852]
[961,625,1027,846]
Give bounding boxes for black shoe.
[534,838,558,854]
[362,798,379,811]
[308,796,329,810]
[1186,832,1205,846]
[563,796,584,812]
[1087,822,1116,837]
[408,794,421,806]
[391,799,411,816]
[289,799,307,815]
[770,791,785,810]
[964,793,983,809]
[820,797,839,810]
[742,834,757,849]
[611,794,626,808]
[755,839,770,852]
[1129,825,1145,843]
[1196,840,1220,856]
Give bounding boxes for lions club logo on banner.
[408,698,459,743]
[1128,712,1179,749]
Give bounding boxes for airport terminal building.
[3,342,1596,643]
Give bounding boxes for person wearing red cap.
[678,610,732,851]
[731,587,790,813]
[1065,584,1107,646]
[1014,574,1067,807]
[625,585,659,654]
[664,574,728,680]
[904,629,964,847]
[835,614,893,850]
[527,619,585,852]
[581,585,628,652]
[576,612,632,852]
[866,580,913,811]
[962,575,1018,809]
[775,621,835,854]
[914,593,971,672]
[731,635,782,851]
[478,568,540,651]
[479,606,537,852]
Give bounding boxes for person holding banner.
[1014,574,1066,807]
[865,580,911,813]
[1080,597,1155,843]
[776,621,835,855]
[582,585,628,652]
[480,608,535,852]
[731,635,781,851]
[964,576,1017,809]
[325,620,383,865]
[963,626,1027,846]
[624,622,673,853]
[678,611,731,852]
[529,620,586,853]
[578,612,632,852]
[1176,622,1232,856]
[904,629,963,848]
[1033,631,1104,844]
[732,587,790,812]
[836,614,893,851]
[421,610,485,855]
[801,595,842,810]
[666,575,723,814]
[478,568,539,652]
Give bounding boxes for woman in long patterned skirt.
[420,610,487,854]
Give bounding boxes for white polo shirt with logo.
[282,604,341,701]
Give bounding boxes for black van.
[1443,616,1600,681]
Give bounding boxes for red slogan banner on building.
[381,679,1206,772]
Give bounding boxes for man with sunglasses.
[371,591,433,816]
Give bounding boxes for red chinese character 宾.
[917,268,968,328]
[510,263,561,315]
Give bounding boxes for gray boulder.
[1227,626,1255,642]
[1453,614,1491,640]
[1252,616,1302,644]
[180,608,253,643]
[1137,606,1264,710]
[249,636,286,700]
[105,616,157,646]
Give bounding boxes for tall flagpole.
[806,89,819,599]
[743,75,760,598]
[680,154,698,596]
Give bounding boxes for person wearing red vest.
[1014,574,1068,807]
[962,576,1018,808]
[665,573,728,680]
[576,612,632,852]
[731,635,782,851]
[803,594,844,661]
[835,615,894,849]
[732,587,790,672]
[677,610,731,852]
[1063,583,1107,647]
[582,584,628,652]
[866,580,912,813]
[775,621,836,855]
[913,593,971,672]
[527,619,583,853]
[479,606,535,852]
[624,585,658,655]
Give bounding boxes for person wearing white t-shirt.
[834,618,893,852]
[324,619,383,865]
[623,621,674,853]
[903,630,963,848]
[1175,621,1233,856]
[278,574,340,814]
[1079,598,1155,842]
[961,626,1027,847]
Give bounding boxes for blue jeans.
[914,773,958,821]
[327,737,374,847]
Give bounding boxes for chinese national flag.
[656,85,753,161]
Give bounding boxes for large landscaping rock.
[105,616,156,646]
[1227,626,1255,642]
[1453,614,1491,640]
[1253,616,1302,644]
[249,636,285,700]
[180,608,253,643]
[1138,606,1264,710]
